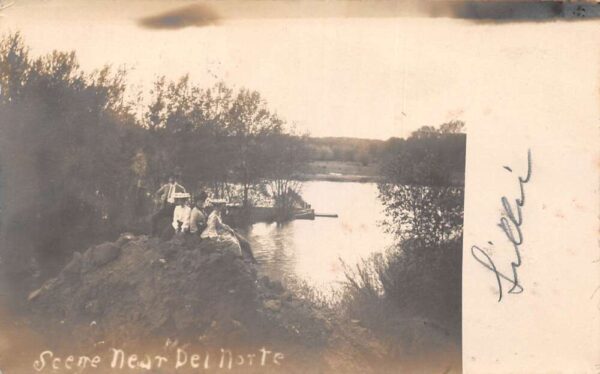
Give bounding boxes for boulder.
[85,242,121,268]
[29,235,262,344]
[28,233,330,363]
[115,232,135,247]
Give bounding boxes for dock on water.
[293,209,338,220]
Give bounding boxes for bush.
[342,238,462,336]
[0,33,141,284]
[339,123,464,367]
[379,184,464,247]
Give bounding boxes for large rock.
[28,235,270,346]
[85,242,121,268]
[63,251,83,276]
[25,234,379,373]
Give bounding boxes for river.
[241,181,393,296]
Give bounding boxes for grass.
[334,238,463,371]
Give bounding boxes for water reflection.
[241,181,393,294]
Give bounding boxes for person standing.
[158,175,186,206]
[152,175,187,235]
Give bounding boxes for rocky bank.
[24,233,384,373]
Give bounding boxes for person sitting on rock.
[200,200,256,262]
[189,194,208,235]
[200,199,242,255]
[172,193,191,233]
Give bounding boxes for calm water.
[241,181,393,294]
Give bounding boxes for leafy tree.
[264,132,309,218]
[342,121,465,350]
[0,33,141,281]
[378,122,465,246]
[143,78,296,205]
[227,89,284,207]
[0,34,308,288]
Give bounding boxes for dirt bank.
[11,233,384,373]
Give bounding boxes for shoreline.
[295,174,382,183]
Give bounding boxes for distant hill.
[305,137,386,164]
[308,136,385,146]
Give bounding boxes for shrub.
[342,238,462,336]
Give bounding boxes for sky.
[0,0,598,139]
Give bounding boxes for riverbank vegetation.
[1,33,465,372]
[338,124,465,369]
[0,33,309,283]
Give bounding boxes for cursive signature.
[471,149,532,302]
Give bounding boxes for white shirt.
[201,211,222,238]
[199,210,242,256]
[172,205,191,231]
[167,182,186,204]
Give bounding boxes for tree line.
[0,32,467,309]
[0,33,307,282]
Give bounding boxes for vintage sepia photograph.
[21,0,600,372]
